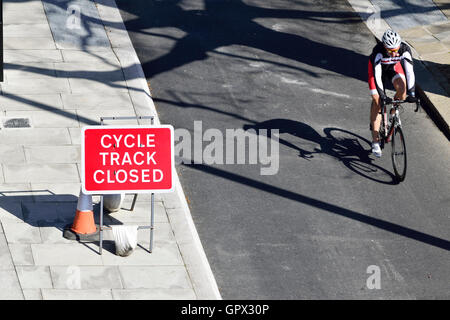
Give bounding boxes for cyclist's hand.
[405,95,417,103]
[383,96,393,105]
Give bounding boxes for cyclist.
[368,29,417,157]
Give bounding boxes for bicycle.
[378,96,420,182]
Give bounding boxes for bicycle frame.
[379,99,411,146]
[382,104,397,143]
[376,95,420,182]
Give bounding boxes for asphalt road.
[116,0,450,299]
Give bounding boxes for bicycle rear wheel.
[391,126,407,181]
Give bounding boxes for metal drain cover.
[2,118,31,128]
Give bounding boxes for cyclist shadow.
[243,119,400,185]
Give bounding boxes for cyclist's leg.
[392,62,407,101]
[368,61,382,143]
[370,94,381,142]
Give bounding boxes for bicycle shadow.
[243,119,399,185]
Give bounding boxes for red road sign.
[81,125,174,194]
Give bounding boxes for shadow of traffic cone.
[63,188,99,241]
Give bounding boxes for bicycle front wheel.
[391,126,407,181]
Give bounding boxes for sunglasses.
[386,47,400,53]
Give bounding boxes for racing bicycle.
[378,96,420,182]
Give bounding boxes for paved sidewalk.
[0,0,219,300]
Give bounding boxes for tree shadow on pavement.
[243,119,399,185]
[184,162,450,251]
[419,59,450,97]
[115,0,368,81]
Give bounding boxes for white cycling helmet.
[382,29,402,49]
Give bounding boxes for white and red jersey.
[368,42,415,98]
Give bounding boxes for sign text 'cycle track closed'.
[82,125,175,194]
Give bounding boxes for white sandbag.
[103,193,125,212]
[111,225,138,257]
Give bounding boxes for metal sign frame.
[1,0,3,82]
[92,116,163,255]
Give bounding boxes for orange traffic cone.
[63,188,99,241]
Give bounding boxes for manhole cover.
[2,118,31,128]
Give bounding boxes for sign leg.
[150,193,154,253]
[99,195,103,255]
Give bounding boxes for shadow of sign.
[0,190,138,254]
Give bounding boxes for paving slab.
[61,49,119,63]
[16,266,53,289]
[4,50,64,63]
[41,289,113,300]
[0,166,5,184]
[4,38,56,50]
[6,110,79,128]
[433,0,450,19]
[32,243,104,266]
[68,127,82,144]
[0,128,72,145]
[409,41,448,55]
[0,232,15,270]
[4,9,48,25]
[50,266,123,289]
[24,146,81,164]
[0,202,25,223]
[4,0,44,12]
[21,202,77,226]
[4,63,58,80]
[56,65,126,81]
[371,0,448,31]
[2,222,42,244]
[3,164,79,183]
[112,288,196,300]
[8,244,35,266]
[100,241,184,266]
[30,183,81,202]
[4,24,53,38]
[0,145,26,165]
[1,78,71,95]
[42,0,111,49]
[0,184,34,203]
[0,94,63,111]
[0,270,24,300]
[22,289,42,300]
[68,78,129,94]
[3,73,59,84]
[22,289,43,300]
[60,92,134,110]
[39,224,77,244]
[118,266,193,289]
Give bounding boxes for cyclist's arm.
[400,45,416,96]
[368,53,386,99]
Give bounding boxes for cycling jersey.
[368,42,415,98]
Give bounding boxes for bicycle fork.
[385,107,398,143]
